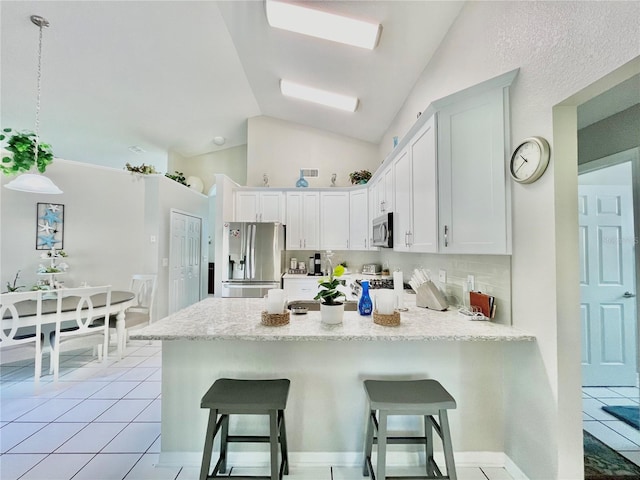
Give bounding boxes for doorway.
[580,159,637,386]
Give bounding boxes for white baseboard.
[158,450,528,478]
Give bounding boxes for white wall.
[1,159,145,292]
[381,2,640,478]
[169,144,248,194]
[247,116,379,188]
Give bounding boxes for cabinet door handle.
[299,239,302,248]
[444,225,449,247]
[259,213,263,222]
[364,238,367,248]
[304,239,307,248]
[347,239,349,248]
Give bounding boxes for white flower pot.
[320,302,344,325]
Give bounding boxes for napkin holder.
[415,280,448,311]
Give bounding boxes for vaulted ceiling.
[0,1,465,170]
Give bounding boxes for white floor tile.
[175,465,201,479]
[136,356,162,368]
[128,346,162,357]
[601,397,640,406]
[88,381,140,399]
[583,386,623,398]
[54,381,112,399]
[112,355,148,368]
[16,398,83,422]
[55,422,127,453]
[9,423,87,453]
[482,466,515,479]
[0,453,48,479]
[19,453,94,480]
[95,398,153,422]
[148,369,162,381]
[55,399,118,422]
[147,435,161,453]
[457,466,492,480]
[582,397,612,420]
[72,453,142,480]
[0,397,49,421]
[124,381,161,399]
[602,419,640,445]
[619,449,640,466]
[101,422,160,453]
[332,466,367,479]
[584,420,640,450]
[609,386,640,397]
[0,380,70,399]
[0,422,47,453]
[134,399,161,422]
[117,367,158,382]
[123,453,182,479]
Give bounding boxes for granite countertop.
[130,296,535,342]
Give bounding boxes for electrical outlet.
[150,235,157,243]
[467,275,475,291]
[438,269,447,284]
[162,258,169,267]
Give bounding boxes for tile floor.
[583,386,640,466]
[0,340,514,480]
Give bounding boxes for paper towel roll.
[393,271,404,309]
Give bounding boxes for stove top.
[355,278,394,289]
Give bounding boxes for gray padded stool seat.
[199,378,290,480]
[363,379,457,480]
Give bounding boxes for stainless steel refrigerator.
[221,222,285,298]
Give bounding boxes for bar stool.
[199,378,290,480]
[363,379,457,480]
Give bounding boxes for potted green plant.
[315,263,347,324]
[349,169,372,185]
[165,170,190,186]
[0,128,54,174]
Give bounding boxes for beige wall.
[381,2,640,478]
[247,115,379,188]
[169,145,248,194]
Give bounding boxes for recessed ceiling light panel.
[280,80,358,112]
[266,0,382,50]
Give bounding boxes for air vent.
[300,168,319,177]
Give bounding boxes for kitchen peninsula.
[131,296,535,470]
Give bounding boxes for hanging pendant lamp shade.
[4,173,63,194]
[3,15,62,195]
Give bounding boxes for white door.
[349,189,368,250]
[260,192,284,223]
[169,211,202,314]
[235,192,259,222]
[580,185,637,386]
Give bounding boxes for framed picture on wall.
[36,203,64,250]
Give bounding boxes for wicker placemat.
[261,310,290,326]
[373,310,400,326]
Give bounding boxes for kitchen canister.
[290,258,297,270]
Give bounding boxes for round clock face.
[510,136,550,184]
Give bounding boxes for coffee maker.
[314,252,322,275]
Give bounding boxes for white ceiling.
[0,1,465,170]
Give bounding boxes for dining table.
[3,290,136,361]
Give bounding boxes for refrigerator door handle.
[250,224,257,279]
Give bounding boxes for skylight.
[265,0,382,50]
[280,80,359,112]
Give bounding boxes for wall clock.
[509,136,550,184]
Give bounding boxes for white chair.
[109,274,157,354]
[50,286,111,381]
[0,290,44,383]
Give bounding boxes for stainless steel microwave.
[372,212,393,248]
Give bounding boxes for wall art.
[36,203,64,250]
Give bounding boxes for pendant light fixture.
[4,15,62,194]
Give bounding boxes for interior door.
[580,184,637,386]
[169,211,202,315]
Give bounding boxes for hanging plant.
[165,171,190,186]
[0,128,54,175]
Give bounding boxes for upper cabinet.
[320,191,350,250]
[349,188,369,250]
[286,191,320,250]
[436,87,510,254]
[393,115,438,253]
[235,190,284,223]
[370,164,393,218]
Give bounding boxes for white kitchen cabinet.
[370,164,393,218]
[393,116,438,253]
[320,191,349,250]
[282,276,319,300]
[235,190,284,223]
[285,191,320,250]
[349,188,369,250]
[437,87,509,254]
